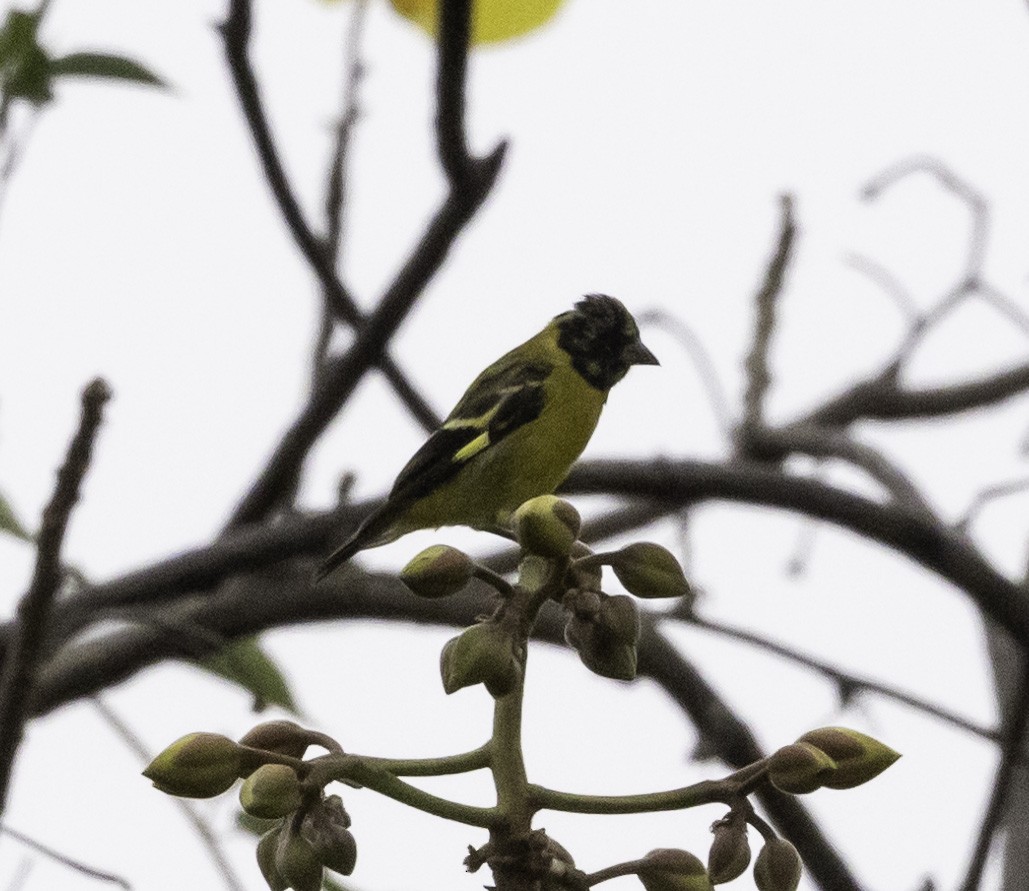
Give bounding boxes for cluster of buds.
[143,720,356,891]
[561,536,690,682]
[398,495,693,692]
[255,795,356,891]
[624,828,801,891]
[767,727,900,795]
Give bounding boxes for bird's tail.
[315,533,364,582]
[315,507,399,582]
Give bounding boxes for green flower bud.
[239,720,312,759]
[767,742,837,794]
[300,795,357,876]
[275,824,324,891]
[564,595,640,681]
[797,727,901,790]
[440,622,521,698]
[143,732,243,799]
[256,827,288,891]
[597,594,641,646]
[639,849,714,891]
[610,543,691,600]
[753,838,801,891]
[240,764,304,819]
[400,545,474,598]
[513,495,581,558]
[707,819,750,884]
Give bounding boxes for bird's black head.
[556,294,659,390]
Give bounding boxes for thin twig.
[844,252,920,322]
[753,423,935,518]
[801,360,1029,427]
[1,825,129,888]
[3,856,33,891]
[0,378,110,815]
[637,309,734,440]
[92,697,247,891]
[958,657,1029,890]
[740,194,796,440]
[682,613,1002,745]
[218,0,440,435]
[312,0,369,382]
[435,0,474,185]
[958,477,1029,532]
[862,155,989,280]
[222,0,505,528]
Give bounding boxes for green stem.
[490,674,530,828]
[363,743,492,777]
[528,758,769,816]
[309,755,496,827]
[584,859,645,886]
[529,779,727,816]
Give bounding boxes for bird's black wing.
[387,360,550,504]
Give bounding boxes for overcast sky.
[2,1,1029,889]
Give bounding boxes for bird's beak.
[626,340,660,366]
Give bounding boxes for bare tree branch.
[92,697,246,891]
[223,0,506,529]
[217,0,440,435]
[750,423,935,517]
[312,0,369,381]
[740,194,796,441]
[683,612,1002,745]
[0,378,110,815]
[19,452,1029,656]
[31,568,865,891]
[638,309,734,441]
[801,360,1029,427]
[0,825,129,889]
[959,658,1029,891]
[564,459,1029,646]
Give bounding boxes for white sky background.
[1,0,1029,889]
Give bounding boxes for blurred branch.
[959,658,1029,891]
[17,453,1029,657]
[740,194,796,441]
[564,458,1029,646]
[638,309,734,441]
[0,825,129,888]
[800,360,1029,427]
[31,567,865,891]
[958,477,1029,532]
[218,0,440,438]
[92,697,246,891]
[862,155,988,280]
[845,252,919,322]
[312,0,369,380]
[749,423,934,517]
[436,0,474,185]
[860,156,1029,380]
[0,378,110,815]
[223,0,506,529]
[682,612,1002,745]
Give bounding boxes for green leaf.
[0,10,51,105]
[203,637,298,714]
[50,52,166,89]
[0,491,31,541]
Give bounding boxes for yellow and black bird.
[316,294,658,579]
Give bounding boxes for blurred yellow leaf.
[388,0,565,45]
